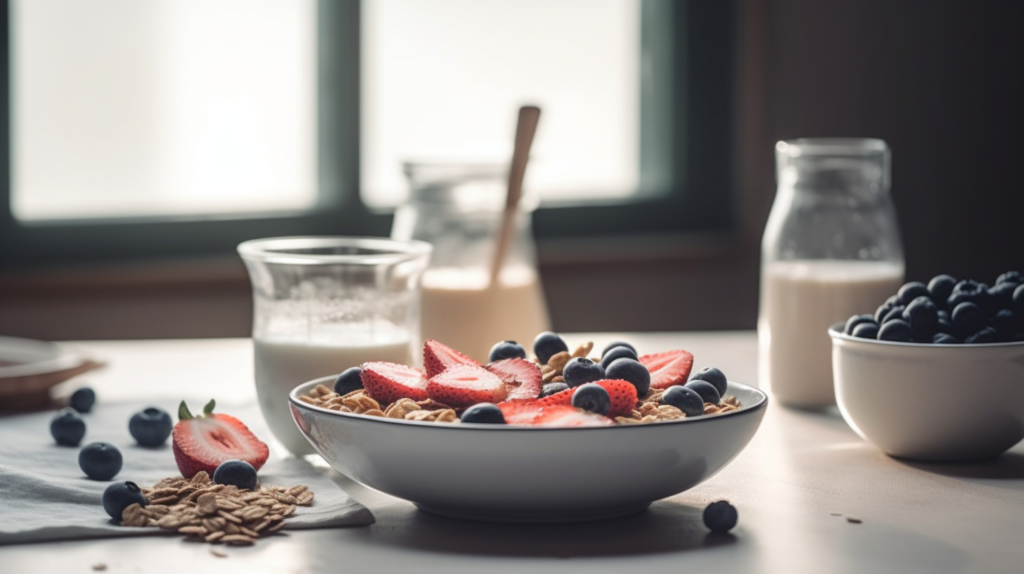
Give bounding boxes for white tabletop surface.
[2,333,1022,574]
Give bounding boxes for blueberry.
[932,333,959,344]
[703,501,738,533]
[877,319,913,342]
[79,442,123,481]
[996,271,1023,285]
[843,314,875,335]
[902,296,939,340]
[1016,284,1024,315]
[533,332,569,364]
[605,358,651,397]
[562,357,606,388]
[489,340,527,362]
[103,481,147,521]
[70,387,96,413]
[993,309,1017,338]
[333,367,364,395]
[128,407,172,447]
[601,340,637,357]
[964,327,999,344]
[660,386,705,417]
[951,302,986,338]
[689,366,728,397]
[213,460,259,490]
[600,346,638,369]
[948,280,994,314]
[540,382,569,397]
[874,295,901,323]
[684,380,721,405]
[460,403,506,424]
[571,383,611,416]
[851,322,879,339]
[989,282,1018,309]
[897,281,930,306]
[50,408,86,446]
[927,274,957,308]
[881,305,906,324]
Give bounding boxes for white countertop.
[2,333,1021,574]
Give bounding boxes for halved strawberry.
[427,365,507,407]
[639,349,694,389]
[485,358,542,400]
[172,399,269,479]
[498,400,543,425]
[423,339,479,378]
[533,387,574,408]
[531,405,613,427]
[592,380,639,418]
[362,361,429,404]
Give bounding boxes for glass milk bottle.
[239,237,431,455]
[759,139,904,407]
[391,160,551,363]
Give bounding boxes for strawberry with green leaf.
[171,399,269,479]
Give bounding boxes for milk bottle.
[392,161,551,362]
[759,139,904,407]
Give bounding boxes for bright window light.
[11,0,317,221]
[361,0,641,207]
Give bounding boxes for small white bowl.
[289,377,767,523]
[830,324,1024,462]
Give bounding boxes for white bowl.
[289,377,767,523]
[830,324,1024,462]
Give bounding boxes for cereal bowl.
[289,376,767,523]
[830,323,1024,462]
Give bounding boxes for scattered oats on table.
[117,471,313,545]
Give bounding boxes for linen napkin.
[0,400,373,545]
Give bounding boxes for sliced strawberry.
[362,361,429,404]
[485,358,542,400]
[498,400,543,425]
[423,339,479,378]
[172,399,269,479]
[639,349,694,389]
[533,387,574,408]
[592,380,639,417]
[427,365,507,407]
[531,405,613,427]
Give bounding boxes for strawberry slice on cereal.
[427,365,508,407]
[361,361,429,404]
[592,380,639,418]
[485,358,542,400]
[423,339,479,378]
[639,349,694,389]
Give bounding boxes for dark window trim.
[0,0,735,272]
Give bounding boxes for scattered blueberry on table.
[129,407,173,447]
[50,408,87,446]
[70,387,96,413]
[103,481,147,521]
[79,442,123,481]
[846,271,1024,344]
[213,459,259,490]
[703,500,738,533]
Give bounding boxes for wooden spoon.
[489,105,541,287]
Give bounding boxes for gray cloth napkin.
[0,400,374,545]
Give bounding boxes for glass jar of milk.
[759,138,904,407]
[392,160,551,363]
[239,237,431,455]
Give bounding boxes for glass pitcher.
[391,160,551,363]
[759,138,904,408]
[238,236,431,455]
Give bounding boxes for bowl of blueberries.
[829,271,1024,462]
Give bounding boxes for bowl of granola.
[288,337,767,523]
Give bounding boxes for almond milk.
[254,328,413,454]
[421,266,550,363]
[758,260,903,407]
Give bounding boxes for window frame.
[0,0,735,271]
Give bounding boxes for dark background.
[1,0,1022,339]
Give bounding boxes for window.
[0,0,735,269]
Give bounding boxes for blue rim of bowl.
[288,376,768,432]
[828,322,1024,348]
